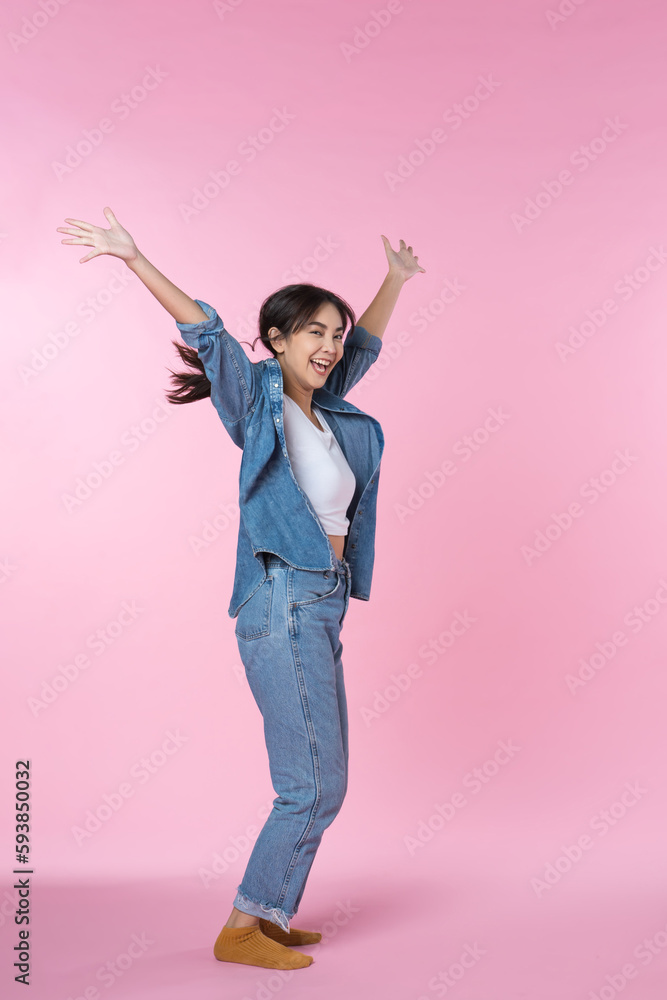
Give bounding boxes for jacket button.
[323,571,330,578]
[274,382,279,387]
[370,479,374,485]
[276,416,280,422]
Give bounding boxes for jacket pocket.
[291,569,341,607]
[234,576,274,640]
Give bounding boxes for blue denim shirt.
[176,300,385,619]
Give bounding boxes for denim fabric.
[175,301,385,619]
[231,552,352,931]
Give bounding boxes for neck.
[282,379,314,414]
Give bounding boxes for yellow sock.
[259,917,322,946]
[213,925,313,969]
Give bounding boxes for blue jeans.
[231,551,353,932]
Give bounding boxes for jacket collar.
[263,357,368,416]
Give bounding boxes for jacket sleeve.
[324,324,383,398]
[175,300,259,426]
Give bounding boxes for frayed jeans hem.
[233,888,292,933]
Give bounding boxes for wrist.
[386,267,407,285]
[125,248,145,270]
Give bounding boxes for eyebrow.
[307,320,345,332]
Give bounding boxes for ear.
[268,326,286,354]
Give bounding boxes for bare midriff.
[328,534,346,562]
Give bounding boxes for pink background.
[3,0,667,996]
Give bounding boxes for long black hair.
[165,283,357,405]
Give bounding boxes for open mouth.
[310,359,331,375]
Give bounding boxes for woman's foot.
[213,925,313,969]
[259,917,322,946]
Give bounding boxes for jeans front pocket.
[290,568,342,608]
[235,576,274,640]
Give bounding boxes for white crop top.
[282,394,357,535]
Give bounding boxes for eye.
[309,328,343,341]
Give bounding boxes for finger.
[79,250,99,263]
[103,206,119,225]
[63,217,95,231]
[57,226,88,236]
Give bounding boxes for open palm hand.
[380,235,425,279]
[57,206,138,264]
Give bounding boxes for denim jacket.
[176,300,385,619]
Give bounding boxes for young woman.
[57,207,425,971]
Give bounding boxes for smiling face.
[270,301,345,401]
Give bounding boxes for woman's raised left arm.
[356,236,425,341]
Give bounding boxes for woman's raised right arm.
[57,206,207,325]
